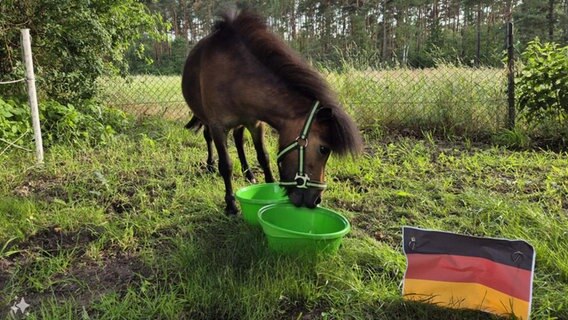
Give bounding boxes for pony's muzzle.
[289,188,322,209]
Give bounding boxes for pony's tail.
[185,115,203,132]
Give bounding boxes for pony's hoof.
[225,196,238,215]
[201,161,216,173]
[225,206,239,216]
[245,173,257,184]
[243,168,257,183]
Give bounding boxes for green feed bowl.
[258,204,350,254]
[235,183,290,225]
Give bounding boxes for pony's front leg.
[210,125,238,215]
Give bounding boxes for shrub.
[0,0,166,103]
[517,39,568,124]
[0,98,32,146]
[0,98,130,149]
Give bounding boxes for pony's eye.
[319,146,331,156]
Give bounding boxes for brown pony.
[182,9,363,215]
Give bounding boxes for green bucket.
[235,183,290,225]
[258,203,350,254]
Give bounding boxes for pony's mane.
[214,9,363,156]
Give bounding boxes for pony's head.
[277,102,363,208]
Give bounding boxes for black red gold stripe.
[403,279,530,319]
[403,227,534,270]
[405,253,532,301]
[402,227,535,320]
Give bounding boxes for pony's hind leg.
[203,126,215,173]
[248,122,275,183]
[210,125,238,215]
[233,126,257,183]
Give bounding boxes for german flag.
[402,227,535,319]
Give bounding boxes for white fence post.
[21,29,44,164]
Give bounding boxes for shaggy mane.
[214,9,363,155]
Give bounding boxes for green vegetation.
[0,0,165,103]
[1,1,567,318]
[1,118,566,319]
[516,39,568,147]
[0,98,129,149]
[518,39,568,122]
[132,0,568,74]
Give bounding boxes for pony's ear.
[316,107,333,122]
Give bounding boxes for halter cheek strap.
[277,101,328,190]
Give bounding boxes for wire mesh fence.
[97,61,510,137]
[97,75,188,120]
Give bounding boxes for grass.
[97,66,507,136]
[326,66,507,135]
[0,117,567,319]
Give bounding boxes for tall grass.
[96,76,188,120]
[326,65,507,135]
[97,66,507,136]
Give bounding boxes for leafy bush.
[41,100,130,146]
[0,98,32,145]
[127,37,189,75]
[517,39,568,124]
[0,98,130,149]
[0,0,166,103]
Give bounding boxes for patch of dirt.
[108,198,134,214]
[13,226,100,257]
[3,250,152,315]
[2,223,153,316]
[277,296,329,320]
[0,260,11,290]
[52,252,152,300]
[13,173,66,201]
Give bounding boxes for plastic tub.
[258,203,350,254]
[235,183,289,225]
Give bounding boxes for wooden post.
[21,29,44,164]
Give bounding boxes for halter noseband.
[277,101,328,190]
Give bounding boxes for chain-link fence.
[97,66,510,137]
[97,75,188,120]
[97,26,514,137]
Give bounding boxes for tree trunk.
[172,7,179,37]
[382,0,388,60]
[548,0,555,40]
[181,0,189,40]
[565,0,568,42]
[290,0,297,40]
[505,0,513,22]
[417,6,422,53]
[476,0,481,66]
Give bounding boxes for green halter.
[277,101,328,190]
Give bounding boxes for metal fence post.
[506,22,515,129]
[21,29,44,164]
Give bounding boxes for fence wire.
[98,59,509,137]
[0,78,25,85]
